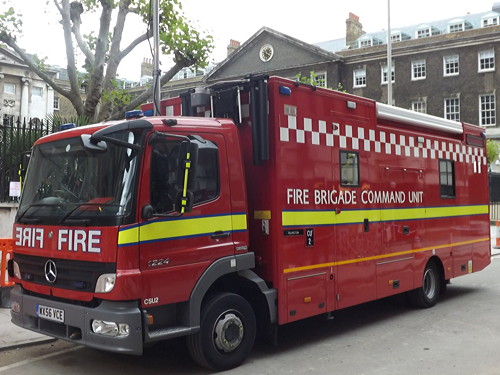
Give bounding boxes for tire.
[187,292,256,371]
[408,261,441,308]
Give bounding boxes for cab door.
[139,132,236,307]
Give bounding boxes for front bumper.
[10,284,143,355]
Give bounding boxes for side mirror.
[142,204,154,220]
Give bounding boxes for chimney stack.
[227,39,241,56]
[141,57,153,77]
[346,13,365,48]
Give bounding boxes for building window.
[443,55,459,76]
[353,68,366,88]
[412,60,426,80]
[412,99,427,114]
[340,151,359,187]
[309,72,327,88]
[4,83,16,94]
[439,159,455,198]
[391,33,401,42]
[381,64,395,84]
[32,87,43,97]
[479,94,496,126]
[482,16,499,27]
[479,49,495,72]
[53,97,60,111]
[416,28,431,38]
[448,22,464,33]
[445,98,460,121]
[359,38,373,48]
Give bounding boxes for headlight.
[91,320,130,337]
[95,273,116,293]
[8,260,21,279]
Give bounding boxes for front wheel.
[407,261,442,308]
[187,292,256,371]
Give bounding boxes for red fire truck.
[9,76,490,370]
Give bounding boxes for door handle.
[211,231,230,239]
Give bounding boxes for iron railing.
[0,117,56,202]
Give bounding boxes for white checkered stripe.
[280,115,487,173]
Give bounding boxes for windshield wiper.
[58,201,123,224]
[17,202,63,224]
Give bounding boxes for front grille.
[14,253,115,293]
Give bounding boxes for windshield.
[17,131,141,226]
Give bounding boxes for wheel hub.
[423,268,437,299]
[214,312,244,353]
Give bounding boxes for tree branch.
[118,30,151,62]
[59,0,84,114]
[108,60,185,120]
[70,11,95,68]
[0,32,80,104]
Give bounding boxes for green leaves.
[0,5,23,40]
[487,139,500,165]
[1,0,214,120]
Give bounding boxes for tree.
[487,139,500,168]
[0,0,213,122]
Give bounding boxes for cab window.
[150,140,219,213]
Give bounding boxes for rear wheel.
[187,292,256,371]
[408,261,441,308]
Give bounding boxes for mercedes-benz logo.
[44,260,57,283]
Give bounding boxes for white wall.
[0,204,17,238]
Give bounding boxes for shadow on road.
[67,283,482,374]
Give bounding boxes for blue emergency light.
[125,110,144,119]
[60,123,76,131]
[279,85,292,96]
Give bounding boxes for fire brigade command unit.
[9,76,490,370]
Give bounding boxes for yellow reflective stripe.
[118,213,247,246]
[254,210,272,220]
[283,237,490,274]
[282,205,488,227]
[231,213,248,231]
[118,225,139,246]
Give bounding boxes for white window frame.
[32,86,43,97]
[479,93,496,126]
[482,16,499,27]
[313,72,327,88]
[412,99,427,114]
[479,49,495,72]
[4,82,16,95]
[391,33,401,42]
[359,38,373,48]
[416,28,431,38]
[411,60,426,80]
[53,97,60,111]
[381,64,395,85]
[448,22,464,33]
[443,55,459,77]
[353,68,366,88]
[444,97,460,121]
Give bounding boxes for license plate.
[36,304,65,323]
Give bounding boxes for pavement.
[1,225,500,352]
[0,302,55,350]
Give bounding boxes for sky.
[5,0,499,81]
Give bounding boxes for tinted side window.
[439,159,455,198]
[340,151,360,187]
[150,141,219,213]
[192,147,219,205]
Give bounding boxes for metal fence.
[0,117,57,202]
